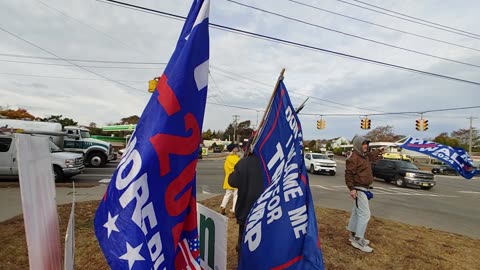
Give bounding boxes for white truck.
[0,119,115,167]
[0,133,84,181]
[304,152,337,176]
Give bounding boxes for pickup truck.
[305,152,337,176]
[0,134,84,182]
[371,159,435,190]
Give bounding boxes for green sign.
[101,124,136,131]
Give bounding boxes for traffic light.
[361,118,371,129]
[423,119,429,131]
[415,119,421,131]
[148,77,159,93]
[316,119,326,129]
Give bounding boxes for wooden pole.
[248,68,285,153]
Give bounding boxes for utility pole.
[232,115,240,143]
[467,116,477,155]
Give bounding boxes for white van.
[0,133,84,181]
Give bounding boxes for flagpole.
[250,68,285,152]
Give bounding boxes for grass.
[1,195,479,270]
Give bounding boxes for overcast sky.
[1,0,479,140]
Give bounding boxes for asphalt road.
[26,156,480,239]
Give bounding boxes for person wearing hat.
[345,135,384,253]
[220,143,240,216]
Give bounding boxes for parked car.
[213,146,222,153]
[372,159,435,189]
[304,153,337,176]
[431,165,458,175]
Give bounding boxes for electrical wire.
[349,0,480,38]
[0,59,164,69]
[0,53,167,64]
[97,0,480,86]
[0,25,146,94]
[287,0,480,53]
[226,0,480,70]
[336,0,480,40]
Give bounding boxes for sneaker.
[351,238,373,253]
[220,207,226,215]
[349,235,370,245]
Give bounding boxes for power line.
[287,0,480,53]
[0,53,167,64]
[336,0,480,40]
[226,0,480,70]
[0,25,146,94]
[349,0,480,38]
[0,59,165,69]
[0,72,145,82]
[301,105,480,116]
[97,0,480,86]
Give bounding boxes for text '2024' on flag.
[400,137,480,179]
[238,72,325,269]
[94,1,209,269]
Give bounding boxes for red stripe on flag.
[271,255,303,270]
[156,75,181,116]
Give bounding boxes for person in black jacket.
[228,152,265,262]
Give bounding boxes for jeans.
[347,189,371,239]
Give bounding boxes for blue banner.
[400,137,480,179]
[94,1,210,269]
[239,80,325,269]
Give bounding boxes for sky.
[1,0,479,141]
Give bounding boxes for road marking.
[311,185,333,190]
[458,191,480,194]
[99,179,111,183]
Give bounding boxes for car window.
[399,162,419,170]
[305,154,310,159]
[312,154,328,159]
[0,138,12,152]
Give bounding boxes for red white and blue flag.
[400,137,480,179]
[94,0,209,269]
[239,79,325,269]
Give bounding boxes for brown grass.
[1,195,479,270]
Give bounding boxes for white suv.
[304,153,337,176]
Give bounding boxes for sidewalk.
[0,184,219,222]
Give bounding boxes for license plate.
[421,183,430,187]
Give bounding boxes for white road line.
[99,178,111,183]
[311,185,333,190]
[458,191,480,194]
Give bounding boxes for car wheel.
[395,175,406,187]
[329,171,336,176]
[53,166,64,182]
[88,152,106,168]
[310,165,315,174]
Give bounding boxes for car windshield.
[312,154,329,159]
[399,162,418,170]
[49,141,62,152]
[80,130,91,138]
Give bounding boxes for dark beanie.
[227,143,238,152]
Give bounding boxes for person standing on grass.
[219,143,240,216]
[345,135,384,253]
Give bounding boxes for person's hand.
[350,189,357,199]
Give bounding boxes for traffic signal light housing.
[415,119,429,131]
[361,117,371,130]
[316,119,326,129]
[415,119,421,131]
[148,77,160,93]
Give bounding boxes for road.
[17,157,480,239]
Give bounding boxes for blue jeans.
[347,189,371,239]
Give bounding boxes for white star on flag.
[119,242,145,270]
[103,211,119,238]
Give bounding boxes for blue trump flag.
[400,137,480,179]
[239,78,325,269]
[94,1,209,269]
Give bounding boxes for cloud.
[1,0,479,141]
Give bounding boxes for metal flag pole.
[249,68,285,153]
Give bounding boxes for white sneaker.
[349,235,370,245]
[351,238,373,253]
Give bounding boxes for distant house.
[329,137,350,149]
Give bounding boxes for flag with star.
[94,0,210,269]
